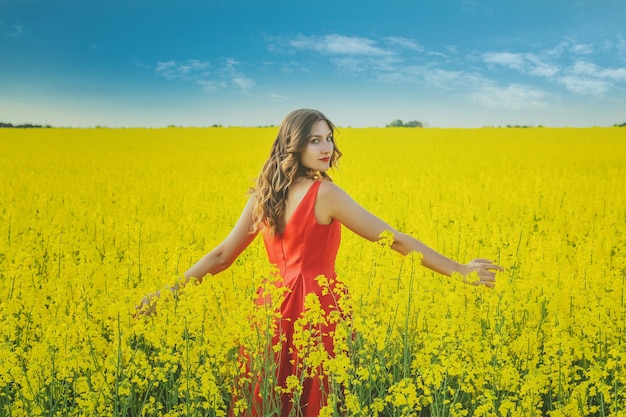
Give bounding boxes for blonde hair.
[251,109,341,235]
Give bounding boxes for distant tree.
[404,120,423,128]
[614,122,626,127]
[0,121,51,128]
[386,119,424,127]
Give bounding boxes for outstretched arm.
[184,196,258,280]
[318,183,501,287]
[135,197,258,315]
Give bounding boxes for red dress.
[256,180,342,416]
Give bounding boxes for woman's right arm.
[184,196,258,281]
[135,197,258,315]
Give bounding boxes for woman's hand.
[460,258,503,288]
[133,276,200,318]
[134,291,160,317]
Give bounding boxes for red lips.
[320,157,330,163]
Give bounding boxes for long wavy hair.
[251,109,342,235]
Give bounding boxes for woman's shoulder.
[318,179,340,191]
[317,180,348,202]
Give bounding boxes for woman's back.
[261,180,341,284]
[256,180,343,416]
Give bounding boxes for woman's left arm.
[318,183,501,287]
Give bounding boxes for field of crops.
[1,126,625,416]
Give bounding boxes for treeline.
[1,122,52,128]
[386,119,423,127]
[2,120,625,129]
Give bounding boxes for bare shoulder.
[315,181,348,224]
[317,180,347,200]
[317,180,392,240]
[317,181,353,212]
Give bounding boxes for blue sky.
[1,0,625,127]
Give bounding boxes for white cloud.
[275,33,625,105]
[554,59,626,95]
[569,43,593,55]
[558,76,610,96]
[427,50,450,59]
[445,45,459,55]
[571,60,626,81]
[482,52,560,78]
[155,61,178,78]
[224,58,240,68]
[156,60,211,81]
[290,34,390,56]
[282,34,446,80]
[384,37,424,52]
[232,76,255,91]
[601,67,626,81]
[548,39,594,58]
[391,68,551,111]
[525,56,560,78]
[480,40,626,98]
[376,64,489,94]
[423,68,467,90]
[483,52,526,71]
[469,83,549,110]
[571,60,600,76]
[221,58,255,92]
[155,58,254,93]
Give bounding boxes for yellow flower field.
[1,126,625,416]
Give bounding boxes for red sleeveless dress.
[257,180,342,416]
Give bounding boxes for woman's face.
[299,120,334,172]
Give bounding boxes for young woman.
[139,108,502,416]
